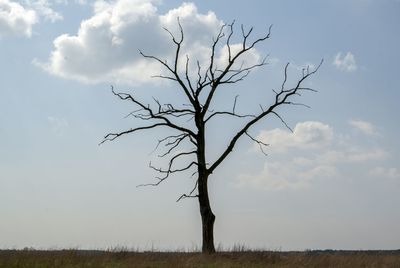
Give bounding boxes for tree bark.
[198,173,216,253]
[196,116,216,253]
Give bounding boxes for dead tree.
[101,21,322,254]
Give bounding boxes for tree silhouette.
[101,20,322,253]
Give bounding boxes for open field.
[1,249,399,268]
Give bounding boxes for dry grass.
[1,249,399,268]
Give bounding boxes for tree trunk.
[196,116,216,253]
[198,173,216,254]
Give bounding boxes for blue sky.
[0,0,399,250]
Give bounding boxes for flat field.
[1,249,399,268]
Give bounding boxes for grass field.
[1,249,399,268]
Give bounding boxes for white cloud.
[0,0,67,38]
[237,160,337,190]
[48,116,69,135]
[333,51,357,72]
[215,43,261,71]
[37,1,262,85]
[267,57,280,66]
[313,148,387,164]
[24,0,63,22]
[349,119,380,136]
[346,148,387,162]
[58,0,87,4]
[369,167,400,179]
[239,148,388,191]
[290,62,316,73]
[0,0,38,37]
[239,121,390,190]
[256,121,333,153]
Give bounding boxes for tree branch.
[208,59,323,173]
[139,19,197,106]
[138,160,198,187]
[102,86,196,140]
[176,180,199,202]
[100,123,167,145]
[201,24,272,116]
[245,131,269,156]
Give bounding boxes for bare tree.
[101,20,322,254]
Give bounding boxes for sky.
[0,0,399,251]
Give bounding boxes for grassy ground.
[1,249,399,268]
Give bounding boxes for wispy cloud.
[333,51,357,72]
[369,166,400,179]
[55,0,87,4]
[47,116,69,135]
[349,119,380,136]
[238,120,390,190]
[237,160,337,190]
[290,62,316,73]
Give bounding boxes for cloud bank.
[349,119,380,136]
[238,120,396,190]
[38,1,262,85]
